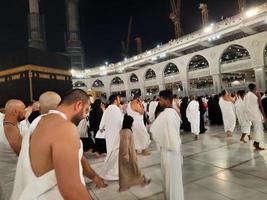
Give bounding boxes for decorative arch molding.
[130,73,139,82]
[92,79,104,88]
[164,63,179,77]
[220,44,250,65]
[188,55,209,72]
[145,68,157,80]
[110,76,124,85]
[73,81,87,87]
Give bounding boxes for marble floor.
[86,126,267,200]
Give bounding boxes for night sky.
[0,0,265,68]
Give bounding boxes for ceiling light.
[245,8,259,18]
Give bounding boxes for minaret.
[28,0,45,49]
[65,0,84,70]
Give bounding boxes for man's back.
[30,114,77,177]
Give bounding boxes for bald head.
[39,91,61,114]
[5,99,25,112]
[5,99,26,122]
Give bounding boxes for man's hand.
[92,175,108,189]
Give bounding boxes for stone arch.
[164,63,179,77]
[220,44,250,65]
[110,76,124,85]
[92,79,104,88]
[188,55,209,72]
[73,81,87,88]
[130,73,139,83]
[145,68,157,80]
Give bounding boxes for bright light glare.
[204,26,213,33]
[245,8,259,18]
[100,66,106,70]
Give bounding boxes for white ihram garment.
[0,118,20,200]
[127,102,151,150]
[99,105,123,180]
[150,108,184,200]
[219,98,236,133]
[11,110,85,200]
[186,100,200,136]
[235,97,252,135]
[244,92,264,142]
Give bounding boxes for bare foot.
[94,152,101,158]
[194,135,199,140]
[141,176,151,187]
[255,147,265,151]
[119,187,129,192]
[240,139,247,143]
[142,149,151,156]
[226,132,233,137]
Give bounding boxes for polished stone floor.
[86,126,267,200]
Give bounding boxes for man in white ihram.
[244,83,266,151]
[99,94,123,180]
[150,90,184,200]
[186,96,200,140]
[0,100,26,200]
[10,89,93,199]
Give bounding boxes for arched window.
[73,81,86,87]
[130,74,139,82]
[131,89,141,96]
[164,63,179,77]
[92,79,104,88]
[145,69,156,80]
[111,77,124,85]
[220,44,250,64]
[189,55,209,71]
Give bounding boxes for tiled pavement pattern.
[85,126,267,200]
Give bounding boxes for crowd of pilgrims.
[0,82,266,200]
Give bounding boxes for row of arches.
[89,44,254,88]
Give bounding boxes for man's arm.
[81,156,107,188]
[4,125,22,155]
[52,123,92,200]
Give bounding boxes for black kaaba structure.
[0,0,84,107]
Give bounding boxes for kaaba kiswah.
[0,48,73,107]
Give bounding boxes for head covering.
[122,114,134,130]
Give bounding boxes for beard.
[71,110,84,126]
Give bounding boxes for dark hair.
[159,90,173,102]
[109,94,119,105]
[133,93,140,100]
[173,94,178,99]
[91,99,102,110]
[59,89,89,105]
[237,90,246,97]
[221,90,226,96]
[122,114,134,130]
[248,83,256,91]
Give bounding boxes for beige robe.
[119,129,143,188]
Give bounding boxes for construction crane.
[238,0,246,12]
[169,0,183,39]
[121,16,133,58]
[199,3,209,28]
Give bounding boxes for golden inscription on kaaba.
[0,78,5,83]
[11,74,20,80]
[39,73,50,79]
[56,75,66,80]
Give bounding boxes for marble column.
[181,80,189,97]
[254,66,266,92]
[65,0,84,69]
[212,73,222,94]
[28,0,45,49]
